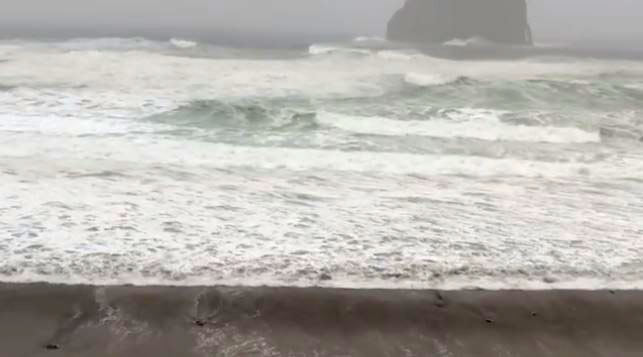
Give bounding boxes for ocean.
[1,36,642,290]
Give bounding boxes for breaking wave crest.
[169,38,198,49]
[146,99,601,145]
[317,111,600,144]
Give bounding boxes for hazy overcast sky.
[1,0,642,43]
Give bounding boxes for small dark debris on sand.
[1,284,642,357]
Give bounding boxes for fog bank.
[1,0,642,46]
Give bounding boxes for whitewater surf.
[2,37,642,289]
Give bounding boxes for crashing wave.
[317,110,600,144]
[376,50,421,61]
[403,72,458,86]
[170,38,198,49]
[443,37,495,47]
[353,36,384,42]
[308,44,371,56]
[352,36,387,44]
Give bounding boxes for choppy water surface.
[1,37,642,288]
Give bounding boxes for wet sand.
[1,283,642,357]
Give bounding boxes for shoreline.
[2,282,642,356]
[3,273,643,291]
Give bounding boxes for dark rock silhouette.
[387,0,533,45]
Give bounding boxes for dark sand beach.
[1,283,642,356]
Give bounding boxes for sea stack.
[387,0,533,45]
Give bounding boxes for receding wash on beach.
[1,1,642,356]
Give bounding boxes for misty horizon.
[1,0,642,47]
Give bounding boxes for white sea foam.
[308,44,371,56]
[443,38,470,47]
[55,37,168,52]
[170,38,198,49]
[2,46,390,99]
[3,132,640,179]
[318,110,601,144]
[0,114,141,136]
[2,38,643,289]
[3,39,643,102]
[443,37,493,47]
[377,50,421,61]
[353,36,386,43]
[1,139,642,289]
[403,71,457,86]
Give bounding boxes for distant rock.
[387,0,533,45]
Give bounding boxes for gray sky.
[1,0,642,43]
[529,0,643,44]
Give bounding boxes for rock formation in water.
[387,0,533,45]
